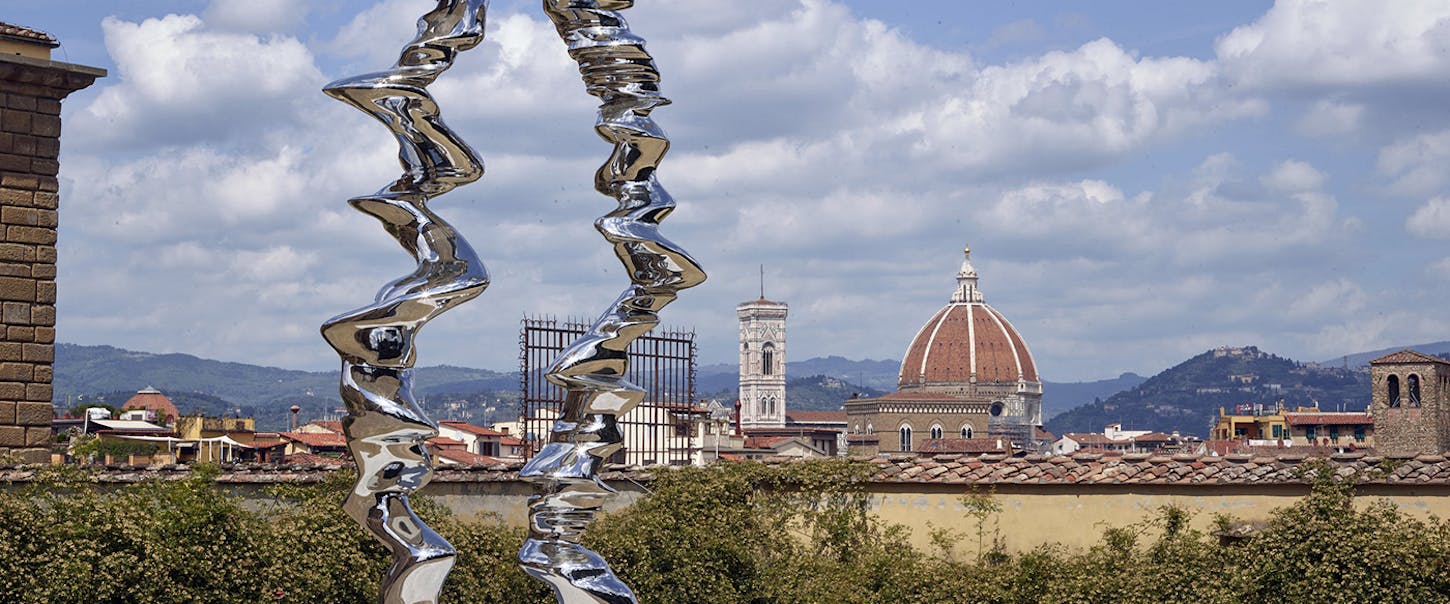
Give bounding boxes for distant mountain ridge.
[54,339,1446,437]
[1047,346,1370,438]
[1320,341,1450,369]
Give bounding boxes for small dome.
[121,386,180,422]
[897,246,1038,388]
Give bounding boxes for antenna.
[759,264,764,299]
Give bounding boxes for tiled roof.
[280,453,347,466]
[0,22,56,45]
[439,420,506,437]
[855,452,1450,485]
[434,449,503,466]
[6,452,1450,487]
[122,388,180,421]
[786,410,847,423]
[246,439,288,449]
[1284,413,1373,426]
[499,436,524,446]
[304,420,344,434]
[900,301,1038,387]
[1062,432,1118,445]
[426,436,466,449]
[280,431,347,449]
[1369,349,1450,365]
[745,436,794,449]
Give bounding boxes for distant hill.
[54,344,514,431]
[1047,346,1370,438]
[1041,373,1146,421]
[1320,341,1450,369]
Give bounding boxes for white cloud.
[1216,0,1450,90]
[1407,197,1450,239]
[1261,159,1325,193]
[1286,278,1366,320]
[1295,99,1364,138]
[71,14,322,150]
[1378,130,1450,196]
[1428,257,1450,280]
[912,38,1265,176]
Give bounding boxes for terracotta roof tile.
[439,421,506,437]
[434,449,503,466]
[0,22,56,45]
[280,431,347,449]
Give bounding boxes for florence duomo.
[846,244,1044,455]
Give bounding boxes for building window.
[899,425,912,452]
[1409,374,1422,407]
[1305,426,1316,440]
[1388,375,1401,407]
[1272,425,1283,439]
[1354,425,1366,442]
[762,342,775,375]
[930,425,943,439]
[1329,425,1340,442]
[961,426,973,439]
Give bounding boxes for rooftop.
[14,451,1449,487]
[0,21,57,46]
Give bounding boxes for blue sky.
[6,0,1450,381]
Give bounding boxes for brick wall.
[0,51,103,463]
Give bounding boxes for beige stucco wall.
[867,483,1450,555]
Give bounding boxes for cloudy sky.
[9,0,1450,381]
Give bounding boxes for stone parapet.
[4,451,1448,486]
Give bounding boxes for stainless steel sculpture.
[320,1,488,602]
[518,1,706,602]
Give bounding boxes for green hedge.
[0,460,1446,603]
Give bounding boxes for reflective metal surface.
[518,1,707,602]
[320,2,489,602]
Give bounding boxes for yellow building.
[1211,404,1373,448]
[171,414,257,463]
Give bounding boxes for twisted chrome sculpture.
[319,1,488,602]
[517,1,706,602]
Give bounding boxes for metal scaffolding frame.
[520,316,699,466]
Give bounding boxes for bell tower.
[738,294,787,429]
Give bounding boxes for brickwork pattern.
[0,53,102,464]
[1371,359,1450,456]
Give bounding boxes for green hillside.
[54,344,516,431]
[1046,346,1370,438]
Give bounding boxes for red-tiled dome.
[897,246,1038,388]
[121,386,180,422]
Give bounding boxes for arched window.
[762,342,775,375]
[1409,374,1422,407]
[899,425,913,452]
[961,426,973,439]
[930,425,943,439]
[1388,375,1401,408]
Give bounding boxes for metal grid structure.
[520,316,700,466]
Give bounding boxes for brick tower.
[0,23,104,463]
